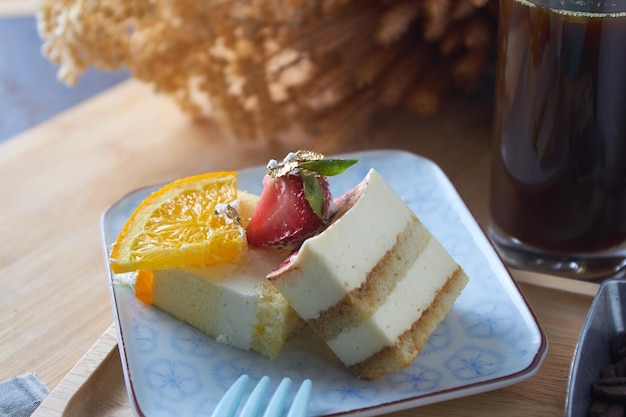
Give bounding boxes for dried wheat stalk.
[33,0,497,144]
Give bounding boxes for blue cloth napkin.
[0,374,49,417]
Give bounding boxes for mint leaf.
[300,159,358,176]
[302,175,325,219]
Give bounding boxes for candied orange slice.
[109,171,246,274]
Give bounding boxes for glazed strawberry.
[246,150,357,248]
[246,174,331,247]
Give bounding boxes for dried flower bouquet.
[34,0,497,143]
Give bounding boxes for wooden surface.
[1,77,599,416]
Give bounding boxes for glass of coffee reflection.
[489,0,626,280]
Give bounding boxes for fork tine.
[286,379,312,417]
[261,378,292,417]
[211,375,250,417]
[239,376,271,417]
[212,376,312,417]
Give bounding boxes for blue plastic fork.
[211,375,312,417]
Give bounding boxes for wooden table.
[1,74,600,416]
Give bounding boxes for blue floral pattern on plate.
[101,150,547,417]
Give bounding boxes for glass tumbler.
[489,0,626,280]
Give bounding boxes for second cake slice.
[268,169,469,380]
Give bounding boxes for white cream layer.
[326,237,458,366]
[270,169,413,319]
[150,248,287,351]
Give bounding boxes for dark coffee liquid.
[491,0,626,253]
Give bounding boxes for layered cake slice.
[267,169,469,379]
[121,247,301,358]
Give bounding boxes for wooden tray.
[31,272,599,417]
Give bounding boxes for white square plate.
[101,149,547,417]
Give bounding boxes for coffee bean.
[593,378,626,403]
[612,332,626,362]
[604,365,618,379]
[603,359,626,379]
[590,401,625,417]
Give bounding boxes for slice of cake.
[267,169,469,379]
[124,247,301,358]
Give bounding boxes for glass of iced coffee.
[489,0,626,280]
